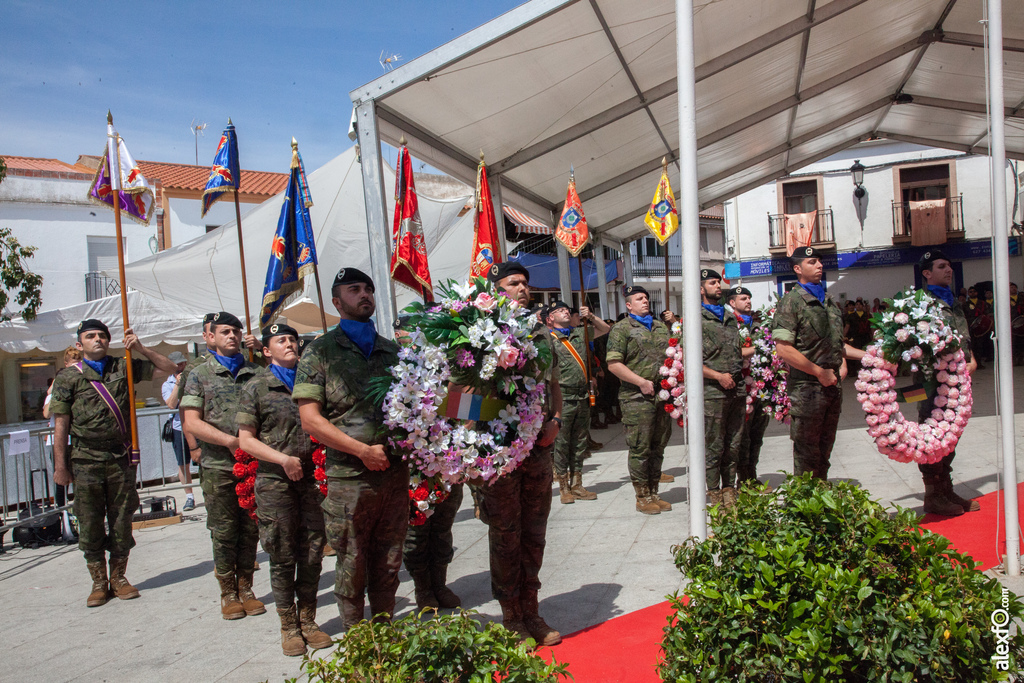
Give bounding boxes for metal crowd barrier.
[0,406,186,538]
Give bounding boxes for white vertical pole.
[986,0,1020,576]
[621,240,635,287]
[355,100,396,337]
[491,172,509,261]
[556,241,573,304]
[677,0,707,540]
[594,237,609,319]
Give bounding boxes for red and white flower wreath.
[234,438,329,517]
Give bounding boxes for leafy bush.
[660,475,1024,682]
[290,609,571,683]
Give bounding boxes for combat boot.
[722,487,738,508]
[633,483,660,515]
[215,570,246,620]
[277,605,306,657]
[237,571,267,616]
[590,414,608,430]
[108,556,140,600]
[941,476,980,512]
[556,474,574,505]
[410,569,440,610]
[499,599,532,643]
[430,565,462,609]
[660,472,676,483]
[649,482,672,511]
[569,473,597,500]
[521,592,562,647]
[923,477,964,516]
[587,436,603,450]
[297,601,334,650]
[707,489,724,507]
[86,561,111,607]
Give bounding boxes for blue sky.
[1,0,521,173]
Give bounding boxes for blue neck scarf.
[82,357,108,376]
[702,303,724,321]
[738,313,752,327]
[554,327,573,337]
[269,364,297,392]
[212,351,245,377]
[927,285,956,308]
[800,282,827,303]
[339,319,377,358]
[629,313,653,330]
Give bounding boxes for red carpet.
[539,484,1024,681]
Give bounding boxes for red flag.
[391,145,433,301]
[469,156,502,279]
[555,167,589,256]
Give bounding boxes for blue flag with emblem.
[201,120,241,217]
[259,140,317,328]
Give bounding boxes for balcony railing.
[85,272,121,302]
[768,208,835,250]
[891,195,964,241]
[631,254,683,277]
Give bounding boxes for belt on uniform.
[71,436,128,453]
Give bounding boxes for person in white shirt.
[162,352,195,511]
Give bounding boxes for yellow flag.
[643,168,678,244]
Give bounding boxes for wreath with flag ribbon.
[746,304,792,423]
[369,278,552,524]
[658,322,686,426]
[855,289,973,464]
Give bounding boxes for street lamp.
[851,159,866,198]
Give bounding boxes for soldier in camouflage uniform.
[699,270,745,507]
[51,319,177,607]
[237,323,333,655]
[546,300,610,504]
[294,268,408,631]
[916,249,980,516]
[606,285,673,515]
[729,286,769,487]
[181,312,265,621]
[772,247,863,480]
[474,261,563,648]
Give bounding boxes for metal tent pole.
[986,0,1020,576]
[594,238,609,319]
[556,242,573,304]
[677,0,707,540]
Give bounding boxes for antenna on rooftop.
[189,119,207,166]
[380,50,402,71]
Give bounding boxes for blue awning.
[508,252,622,291]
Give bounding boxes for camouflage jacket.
[772,285,845,383]
[702,306,743,400]
[236,367,315,481]
[921,289,973,363]
[550,327,590,400]
[172,351,208,404]
[292,325,399,479]
[50,356,154,461]
[179,354,260,471]
[605,316,670,402]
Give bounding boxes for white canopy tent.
[120,146,477,332]
[348,0,1021,570]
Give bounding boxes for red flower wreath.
[309,437,328,497]
[233,448,258,520]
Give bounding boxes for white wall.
[166,195,244,248]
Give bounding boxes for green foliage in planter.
[660,475,1024,682]
[289,608,571,683]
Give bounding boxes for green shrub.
[290,609,571,682]
[660,475,1024,682]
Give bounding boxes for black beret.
[332,267,375,292]
[623,284,648,299]
[261,322,299,344]
[487,261,530,284]
[547,300,570,314]
[728,286,751,298]
[918,249,950,270]
[202,312,217,324]
[210,311,243,330]
[77,319,110,338]
[700,268,722,282]
[791,246,822,262]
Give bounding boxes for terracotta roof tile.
[699,204,724,220]
[137,161,288,196]
[1,155,94,179]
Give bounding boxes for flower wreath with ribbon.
[658,321,686,426]
[855,289,973,464]
[746,303,791,423]
[369,278,552,525]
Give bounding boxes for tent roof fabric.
[349,0,1024,245]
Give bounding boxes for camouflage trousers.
[737,398,771,484]
[704,389,745,490]
[201,467,259,576]
[322,464,409,629]
[553,397,590,476]
[789,382,843,480]
[72,457,139,563]
[254,475,326,609]
[476,443,552,603]
[403,483,464,574]
[622,397,672,485]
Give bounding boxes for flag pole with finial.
[293,136,328,334]
[106,111,142,465]
[228,118,255,359]
[570,165,596,407]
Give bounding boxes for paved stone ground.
[2,364,1023,682]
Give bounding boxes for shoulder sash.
[73,362,131,452]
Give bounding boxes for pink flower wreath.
[855,344,973,464]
